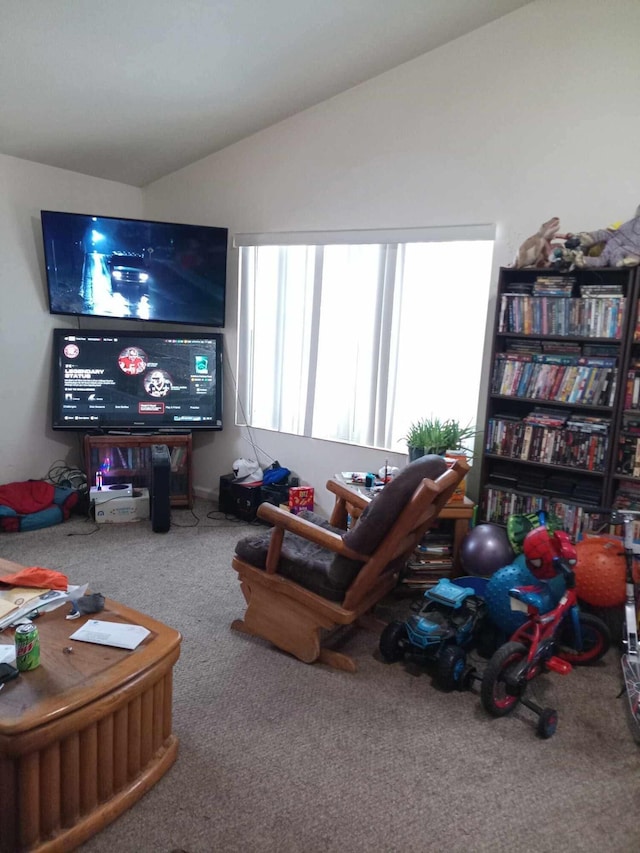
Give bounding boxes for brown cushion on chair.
[233,457,448,605]
[234,510,361,602]
[342,455,447,555]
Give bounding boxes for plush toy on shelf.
[514,216,563,268]
[562,205,640,268]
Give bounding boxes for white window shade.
[236,227,494,452]
[234,224,494,247]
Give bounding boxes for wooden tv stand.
[84,433,193,508]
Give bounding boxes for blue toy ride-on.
[379,577,488,689]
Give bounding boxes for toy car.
[379,577,488,689]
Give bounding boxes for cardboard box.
[445,456,468,502]
[288,486,314,515]
[90,483,133,504]
[448,481,467,502]
[94,488,150,523]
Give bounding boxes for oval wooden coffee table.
[0,559,182,853]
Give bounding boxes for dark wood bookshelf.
[479,265,640,539]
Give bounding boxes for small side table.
[329,475,474,572]
[438,496,475,572]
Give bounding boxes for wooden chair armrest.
[325,478,371,528]
[257,502,367,573]
[325,478,371,511]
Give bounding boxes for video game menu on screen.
[53,331,222,430]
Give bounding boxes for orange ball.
[574,536,626,608]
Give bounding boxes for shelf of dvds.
[479,266,639,540]
[613,286,640,519]
[84,433,193,508]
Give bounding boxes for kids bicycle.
[480,527,610,738]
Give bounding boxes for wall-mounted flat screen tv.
[42,210,228,327]
[51,329,223,431]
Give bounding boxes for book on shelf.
[487,465,519,489]
[623,413,640,432]
[516,470,547,492]
[406,557,454,569]
[115,446,128,468]
[505,281,534,292]
[565,414,609,432]
[402,565,454,584]
[556,365,579,402]
[541,340,581,355]
[506,339,542,355]
[634,301,640,342]
[523,408,568,428]
[533,276,576,296]
[572,483,602,504]
[583,342,620,357]
[544,475,576,497]
[579,283,624,297]
[170,445,186,471]
[614,481,640,510]
[415,542,452,555]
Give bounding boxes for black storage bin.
[219,473,263,522]
[261,483,290,508]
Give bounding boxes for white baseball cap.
[232,458,264,483]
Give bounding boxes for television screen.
[51,329,223,431]
[41,210,228,327]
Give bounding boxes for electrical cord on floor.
[205,508,252,525]
[170,507,200,528]
[41,459,94,528]
[43,460,88,494]
[66,523,101,536]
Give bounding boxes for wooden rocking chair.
[231,455,470,672]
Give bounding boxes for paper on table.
[340,471,369,484]
[69,620,150,650]
[0,645,16,664]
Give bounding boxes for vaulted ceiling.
[0,1,535,186]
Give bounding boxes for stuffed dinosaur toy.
[514,217,562,268]
[564,205,640,268]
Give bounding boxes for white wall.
[143,0,640,513]
[0,154,143,482]
[1,0,639,517]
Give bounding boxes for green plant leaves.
[402,416,477,450]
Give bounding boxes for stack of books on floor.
[401,528,454,591]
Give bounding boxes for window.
[235,226,494,452]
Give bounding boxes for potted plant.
[403,416,477,462]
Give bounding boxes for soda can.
[15,621,40,671]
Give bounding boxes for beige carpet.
[1,501,639,853]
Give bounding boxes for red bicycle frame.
[506,565,577,682]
